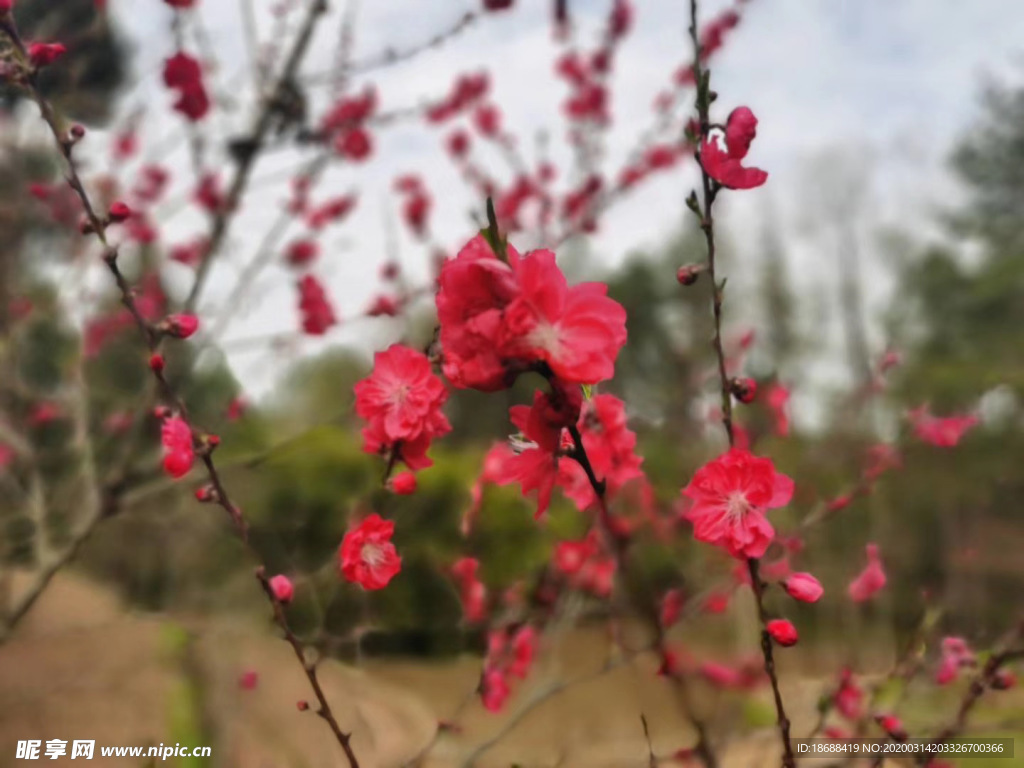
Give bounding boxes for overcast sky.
[88,0,1024,404]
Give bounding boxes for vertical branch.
[687,2,794,766]
[566,421,719,768]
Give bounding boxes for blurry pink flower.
[389,471,417,495]
[238,670,259,690]
[783,572,823,603]
[481,666,509,712]
[848,543,886,602]
[908,405,978,448]
[269,574,294,604]
[660,589,685,628]
[766,383,790,436]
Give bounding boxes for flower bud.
[194,485,217,503]
[766,618,798,647]
[28,42,67,68]
[783,572,824,603]
[296,700,310,711]
[148,353,165,372]
[730,376,757,404]
[108,201,132,223]
[164,313,199,339]
[676,264,705,286]
[993,669,1017,691]
[389,471,417,495]
[269,574,294,604]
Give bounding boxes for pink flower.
[238,670,258,690]
[286,239,319,267]
[451,557,488,623]
[766,383,790,436]
[28,42,67,68]
[908,406,978,448]
[508,625,536,679]
[936,636,975,685]
[165,313,199,339]
[354,344,451,470]
[162,52,209,122]
[389,471,417,495]
[269,574,294,603]
[297,275,337,335]
[436,235,522,390]
[835,668,863,720]
[108,201,132,222]
[723,107,758,160]
[703,591,731,614]
[682,448,794,559]
[783,572,823,603]
[435,234,627,390]
[699,131,767,190]
[876,714,906,740]
[481,666,509,712]
[502,249,627,385]
[336,128,372,161]
[338,514,401,590]
[848,543,886,602]
[160,416,194,479]
[766,618,798,647]
[660,589,685,628]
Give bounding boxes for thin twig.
[687,1,793,765]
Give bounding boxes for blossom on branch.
[338,514,401,590]
[436,234,627,391]
[354,344,451,471]
[682,448,794,559]
[160,415,194,479]
[699,106,767,190]
[848,543,886,602]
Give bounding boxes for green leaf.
[481,197,508,263]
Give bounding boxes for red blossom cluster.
[393,175,432,238]
[162,51,210,122]
[426,72,489,124]
[296,274,337,336]
[436,235,626,390]
[481,624,537,711]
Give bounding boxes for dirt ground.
[1,573,1019,768]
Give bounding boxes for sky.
[70,0,1024,408]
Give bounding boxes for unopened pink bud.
[165,313,199,339]
[783,572,823,603]
[269,574,294,604]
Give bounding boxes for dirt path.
[2,573,1020,768]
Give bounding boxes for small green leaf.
[481,197,508,263]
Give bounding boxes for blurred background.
[1,0,1024,766]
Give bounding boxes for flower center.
[724,491,750,520]
[361,542,385,566]
[527,321,562,357]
